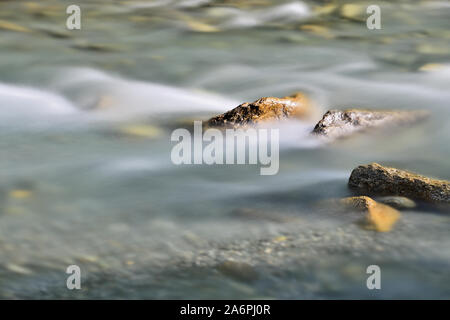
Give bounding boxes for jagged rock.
[375,196,416,210]
[207,92,316,128]
[339,196,401,232]
[339,196,376,211]
[349,163,450,204]
[312,109,428,140]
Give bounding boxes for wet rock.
[339,196,376,211]
[349,163,450,204]
[312,109,428,140]
[216,260,259,282]
[375,196,416,210]
[340,196,401,232]
[207,92,316,128]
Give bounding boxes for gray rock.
[312,109,428,140]
[349,163,450,204]
[375,196,416,210]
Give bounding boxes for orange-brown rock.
[207,92,315,128]
[339,196,401,232]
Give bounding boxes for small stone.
[232,208,299,223]
[117,125,162,139]
[339,4,366,22]
[216,260,259,282]
[78,255,99,263]
[416,44,448,55]
[208,92,317,128]
[273,236,287,243]
[72,42,121,53]
[38,27,72,39]
[418,63,445,72]
[6,264,33,275]
[339,196,376,211]
[9,190,32,199]
[349,163,450,204]
[375,196,416,210]
[0,20,31,33]
[314,4,338,16]
[185,20,220,33]
[312,109,429,140]
[300,24,333,39]
[339,196,400,232]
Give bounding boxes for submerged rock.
[0,20,31,33]
[375,196,416,210]
[9,190,32,200]
[316,196,400,232]
[361,201,401,232]
[207,92,316,128]
[216,260,259,282]
[116,124,162,139]
[312,109,428,140]
[349,163,450,204]
[339,4,366,22]
[339,196,376,211]
[0,188,6,215]
[340,196,401,232]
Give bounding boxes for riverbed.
[0,0,449,299]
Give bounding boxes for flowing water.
[0,0,449,299]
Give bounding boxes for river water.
[0,0,449,299]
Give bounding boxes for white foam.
[0,83,77,117]
[222,2,311,29]
[50,67,238,120]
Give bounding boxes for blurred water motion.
[0,0,449,299]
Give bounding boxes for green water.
[0,0,449,299]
